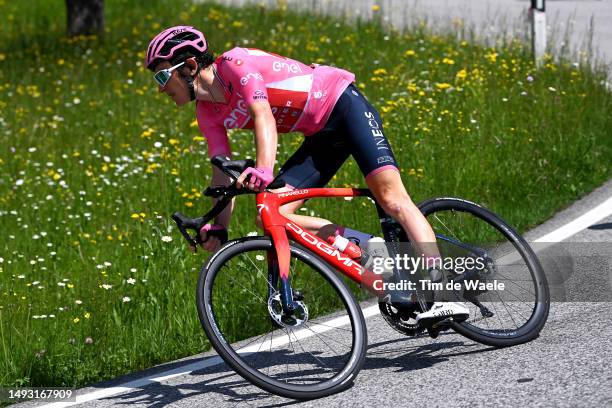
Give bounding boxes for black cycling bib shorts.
[274,84,399,189]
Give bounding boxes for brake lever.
[171,212,204,251]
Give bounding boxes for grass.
[0,0,610,389]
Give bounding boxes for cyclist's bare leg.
[365,168,441,260]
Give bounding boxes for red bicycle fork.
[257,188,385,313]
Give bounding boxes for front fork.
[266,241,299,314]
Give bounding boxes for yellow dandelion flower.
[436,83,451,90]
[371,4,380,12]
[373,68,387,76]
[145,163,161,173]
[141,129,154,138]
[485,51,498,63]
[404,50,416,57]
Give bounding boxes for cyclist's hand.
[199,224,226,252]
[236,167,273,192]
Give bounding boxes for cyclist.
[145,26,468,325]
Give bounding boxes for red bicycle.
[173,156,549,400]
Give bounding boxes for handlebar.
[171,155,285,250]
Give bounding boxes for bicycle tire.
[196,237,367,400]
[418,197,550,347]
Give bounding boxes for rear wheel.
[418,198,550,347]
[197,237,367,400]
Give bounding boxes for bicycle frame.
[257,187,388,312]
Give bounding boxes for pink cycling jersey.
[195,47,355,157]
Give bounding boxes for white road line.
[42,359,222,408]
[494,196,612,266]
[40,305,380,407]
[533,197,612,243]
[39,195,612,407]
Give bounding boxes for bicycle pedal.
[431,317,454,330]
[426,327,440,339]
[421,317,454,339]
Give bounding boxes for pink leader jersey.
[196,47,355,157]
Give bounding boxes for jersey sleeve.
[203,125,232,158]
[221,57,269,106]
[196,102,232,158]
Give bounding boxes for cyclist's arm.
[211,165,234,229]
[218,55,277,172]
[248,100,277,170]
[195,106,235,229]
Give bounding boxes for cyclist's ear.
[184,57,199,76]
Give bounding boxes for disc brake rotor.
[267,291,309,328]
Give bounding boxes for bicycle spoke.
[302,323,341,356]
[288,328,330,370]
[308,321,354,334]
[243,252,277,294]
[235,331,272,353]
[226,275,267,304]
[302,324,352,350]
[493,270,536,296]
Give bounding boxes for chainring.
[378,301,425,337]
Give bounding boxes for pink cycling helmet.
[145,26,208,70]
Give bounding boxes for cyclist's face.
[154,61,191,106]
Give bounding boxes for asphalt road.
[28,302,609,408]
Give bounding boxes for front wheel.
[196,237,367,400]
[418,198,550,347]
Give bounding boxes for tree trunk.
[66,0,104,37]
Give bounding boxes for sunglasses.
[153,61,185,88]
